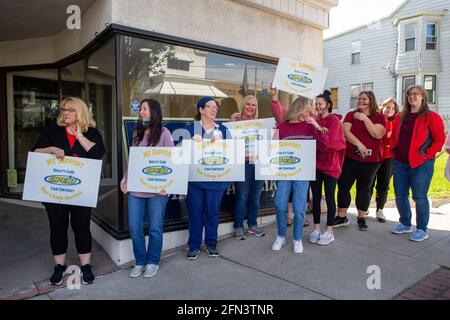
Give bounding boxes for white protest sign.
[272,57,328,98]
[255,140,316,180]
[127,147,189,195]
[222,118,276,157]
[22,152,102,207]
[185,139,245,182]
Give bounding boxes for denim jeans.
[393,159,435,231]
[233,163,264,229]
[128,194,169,266]
[275,180,309,241]
[186,185,226,250]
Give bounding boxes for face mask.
[142,119,151,126]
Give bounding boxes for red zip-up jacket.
[391,111,445,169]
[316,114,346,179]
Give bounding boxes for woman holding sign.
[334,91,386,231]
[185,96,231,260]
[230,95,265,240]
[33,97,105,285]
[120,99,173,278]
[272,96,329,253]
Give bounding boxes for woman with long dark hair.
[120,99,174,278]
[309,90,346,245]
[390,85,445,241]
[334,91,386,231]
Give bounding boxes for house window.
[405,23,416,52]
[350,84,361,108]
[330,87,338,109]
[362,83,373,92]
[426,24,437,49]
[167,58,190,71]
[402,76,416,103]
[424,75,436,104]
[351,40,361,64]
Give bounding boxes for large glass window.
[87,39,117,228]
[8,70,59,191]
[405,23,416,52]
[424,75,436,104]
[119,35,277,229]
[426,23,437,50]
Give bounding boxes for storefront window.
[87,39,118,229]
[9,70,59,191]
[119,35,277,230]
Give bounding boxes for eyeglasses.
[204,105,219,111]
[407,92,422,97]
[61,107,76,113]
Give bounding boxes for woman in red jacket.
[390,85,445,241]
[309,90,346,246]
[369,97,399,223]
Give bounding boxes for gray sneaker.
[234,228,246,240]
[376,209,386,223]
[129,265,146,278]
[309,230,321,244]
[143,264,159,278]
[248,226,265,237]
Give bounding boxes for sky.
[324,0,407,39]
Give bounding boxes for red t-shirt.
[65,128,78,157]
[382,119,395,159]
[344,111,386,163]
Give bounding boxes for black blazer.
[33,121,105,160]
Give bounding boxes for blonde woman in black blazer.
[33,97,105,285]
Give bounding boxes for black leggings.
[337,157,381,212]
[310,170,337,226]
[44,203,92,255]
[370,158,393,210]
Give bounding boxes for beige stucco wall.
[0,0,325,68]
[112,0,324,65]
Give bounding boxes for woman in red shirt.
[334,91,386,231]
[369,98,399,222]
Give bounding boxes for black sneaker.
[332,216,349,227]
[357,217,368,231]
[80,264,95,285]
[206,244,219,258]
[187,249,200,260]
[49,264,67,285]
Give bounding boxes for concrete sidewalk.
[2,199,450,300]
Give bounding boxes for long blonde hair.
[284,96,313,121]
[56,97,96,132]
[239,95,258,118]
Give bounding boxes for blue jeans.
[393,159,435,232]
[128,194,169,266]
[233,163,264,229]
[186,185,226,250]
[275,180,309,241]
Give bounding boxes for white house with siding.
[324,0,450,124]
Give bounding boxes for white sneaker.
[129,265,146,278]
[143,264,159,278]
[293,240,303,254]
[272,236,286,251]
[317,231,335,246]
[309,230,321,244]
[376,209,386,223]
